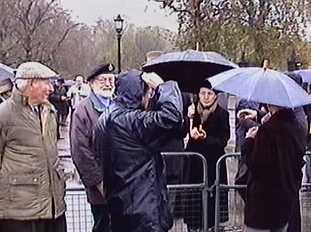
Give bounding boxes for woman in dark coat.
[242,105,306,231]
[184,79,230,230]
[49,78,69,138]
[49,78,69,125]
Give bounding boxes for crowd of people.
[0,54,311,232]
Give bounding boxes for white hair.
[15,79,30,92]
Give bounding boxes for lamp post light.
[287,49,302,71]
[114,14,124,73]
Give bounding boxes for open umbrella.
[142,49,238,92]
[293,69,311,83]
[0,63,14,81]
[209,67,311,108]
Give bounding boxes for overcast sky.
[60,0,178,31]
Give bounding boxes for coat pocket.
[9,175,40,209]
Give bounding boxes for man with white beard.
[70,63,115,232]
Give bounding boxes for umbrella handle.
[192,94,201,128]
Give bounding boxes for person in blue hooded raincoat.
[94,70,183,232]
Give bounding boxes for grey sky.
[60,0,178,31]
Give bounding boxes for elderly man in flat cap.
[0,62,66,232]
[70,63,115,232]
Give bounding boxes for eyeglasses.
[96,74,115,82]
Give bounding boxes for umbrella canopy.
[209,67,311,108]
[293,69,311,83]
[0,63,14,81]
[142,49,238,92]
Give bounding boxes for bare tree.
[0,0,20,65]
[9,0,79,65]
[55,24,97,78]
[93,19,176,70]
[0,0,177,77]
[152,0,310,68]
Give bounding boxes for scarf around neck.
[89,91,111,113]
[197,97,218,124]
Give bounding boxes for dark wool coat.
[184,104,230,228]
[49,85,69,116]
[162,92,192,185]
[70,92,112,204]
[242,109,306,229]
[94,70,183,232]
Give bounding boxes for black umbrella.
[142,49,238,93]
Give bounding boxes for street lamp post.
[114,14,124,73]
[287,49,302,71]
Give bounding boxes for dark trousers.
[91,204,110,232]
[287,195,301,232]
[110,214,168,232]
[0,214,66,232]
[56,112,61,139]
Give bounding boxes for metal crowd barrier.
[163,152,209,232]
[62,152,209,232]
[65,188,93,232]
[214,152,311,232]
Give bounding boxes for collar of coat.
[11,88,56,114]
[267,108,295,124]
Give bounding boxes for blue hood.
[115,69,146,109]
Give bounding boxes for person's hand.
[54,158,64,172]
[237,109,257,120]
[141,72,164,89]
[53,158,71,181]
[190,127,200,140]
[187,103,195,118]
[96,181,106,198]
[190,125,206,140]
[260,106,268,113]
[61,96,67,101]
[198,124,207,139]
[246,126,259,139]
[261,112,271,124]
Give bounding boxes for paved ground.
[57,125,70,156]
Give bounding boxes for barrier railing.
[62,152,209,232]
[214,152,311,232]
[65,188,93,232]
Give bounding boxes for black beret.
[198,78,221,94]
[200,79,212,89]
[87,63,115,81]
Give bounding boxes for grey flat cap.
[15,62,58,80]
